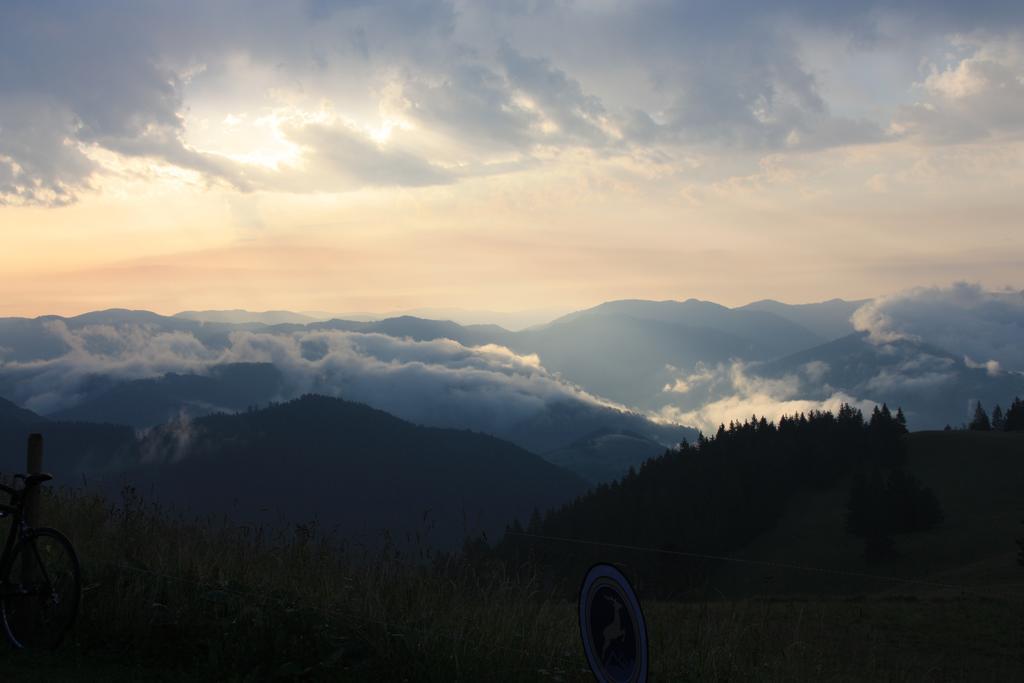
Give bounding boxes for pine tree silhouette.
[969,401,991,431]
[991,405,1006,431]
[497,404,939,586]
[1005,397,1024,431]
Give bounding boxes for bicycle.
[0,472,81,649]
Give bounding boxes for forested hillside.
[497,405,948,595]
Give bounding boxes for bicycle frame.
[0,483,31,587]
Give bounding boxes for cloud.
[497,44,613,147]
[0,2,253,205]
[658,360,877,433]
[139,410,196,465]
[852,283,1024,371]
[661,362,717,394]
[6,2,1024,205]
[0,98,98,206]
[864,360,957,393]
[0,321,644,443]
[894,36,1024,143]
[963,356,1002,376]
[802,360,830,383]
[2,321,220,412]
[658,363,875,434]
[620,46,886,152]
[282,121,454,188]
[8,2,1024,204]
[401,62,542,153]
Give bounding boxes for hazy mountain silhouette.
[2,394,590,547]
[504,399,693,459]
[50,363,286,428]
[736,298,867,341]
[295,316,515,347]
[278,301,828,411]
[0,400,137,477]
[0,317,77,362]
[542,428,672,485]
[755,332,1024,429]
[0,309,242,364]
[502,299,823,409]
[545,299,823,348]
[3,299,1019,436]
[0,396,45,425]
[174,309,324,325]
[123,395,589,547]
[39,361,691,477]
[276,302,823,410]
[335,307,563,330]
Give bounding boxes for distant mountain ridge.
[50,363,285,428]
[2,394,590,548]
[543,428,672,485]
[129,395,589,548]
[753,331,1024,430]
[0,396,45,425]
[174,310,326,325]
[737,298,867,341]
[509,299,825,409]
[41,361,693,480]
[3,295,1016,438]
[0,400,138,477]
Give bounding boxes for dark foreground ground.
[1,430,1023,680]
[3,594,1022,681]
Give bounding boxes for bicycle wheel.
[1,528,81,649]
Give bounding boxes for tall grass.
[2,484,584,681]
[1,484,1021,681]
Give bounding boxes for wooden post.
[25,433,42,529]
[19,433,43,641]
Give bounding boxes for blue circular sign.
[578,564,649,683]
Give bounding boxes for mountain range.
[1,295,1020,443]
[0,395,589,548]
[1,294,1021,549]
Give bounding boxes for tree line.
[489,403,943,595]
[964,396,1024,432]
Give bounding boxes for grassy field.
[0,431,1021,680]
[716,430,1024,597]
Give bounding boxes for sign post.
[25,433,43,528]
[578,563,649,683]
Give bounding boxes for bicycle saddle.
[15,473,53,487]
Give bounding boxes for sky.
[2,1,1023,317]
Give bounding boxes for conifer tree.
[846,469,895,562]
[969,401,991,431]
[991,404,1006,431]
[1005,397,1024,431]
